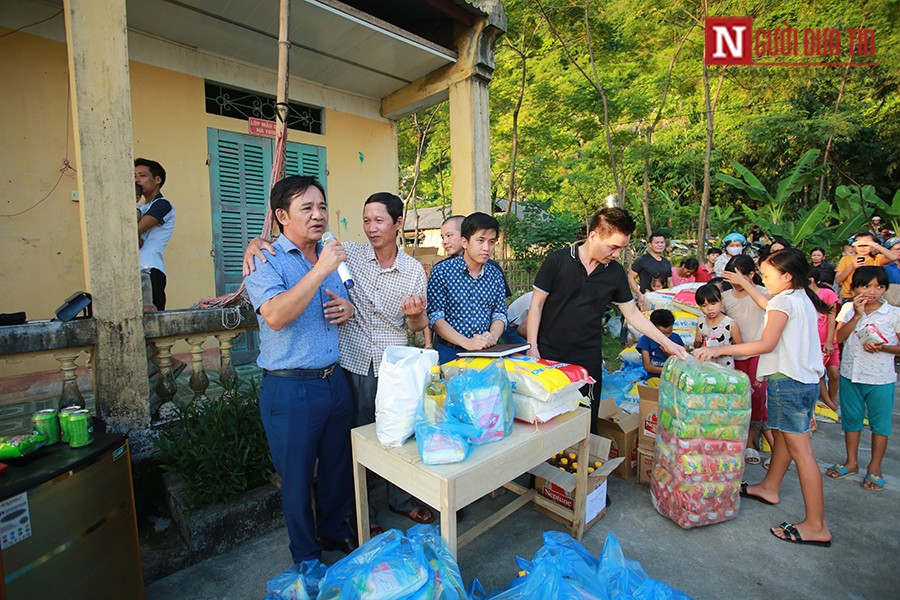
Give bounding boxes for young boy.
[427,212,508,364]
[828,266,900,492]
[636,309,686,377]
[696,248,720,282]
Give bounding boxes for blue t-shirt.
[885,262,900,285]
[636,332,685,373]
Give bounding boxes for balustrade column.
[185,335,210,402]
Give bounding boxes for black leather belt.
[263,363,338,379]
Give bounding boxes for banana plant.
[835,185,900,236]
[717,149,829,243]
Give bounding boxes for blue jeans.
[260,368,353,562]
[434,339,462,365]
[503,324,527,346]
[766,375,818,434]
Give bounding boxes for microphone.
[321,231,355,289]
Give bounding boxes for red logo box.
[705,17,753,65]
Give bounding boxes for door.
[208,129,326,364]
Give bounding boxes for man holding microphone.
[245,175,357,563]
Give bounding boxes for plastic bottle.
[424,365,446,408]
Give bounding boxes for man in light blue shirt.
[245,175,357,562]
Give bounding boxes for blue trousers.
[260,368,353,562]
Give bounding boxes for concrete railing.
[0,306,259,421]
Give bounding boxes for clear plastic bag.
[445,359,513,445]
[651,356,751,528]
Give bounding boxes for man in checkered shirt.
[244,192,434,532]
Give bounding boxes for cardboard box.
[530,434,624,530]
[637,385,660,451]
[637,446,654,485]
[596,397,640,479]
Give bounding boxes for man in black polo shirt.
[629,233,672,305]
[526,207,687,433]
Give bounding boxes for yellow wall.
[0,29,398,378]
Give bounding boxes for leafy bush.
[499,201,584,269]
[154,379,273,509]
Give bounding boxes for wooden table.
[351,407,591,557]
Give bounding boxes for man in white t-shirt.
[135,158,176,310]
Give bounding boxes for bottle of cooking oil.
[424,365,446,408]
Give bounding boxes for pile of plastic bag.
[265,525,465,600]
[650,357,751,528]
[443,356,592,425]
[469,531,689,599]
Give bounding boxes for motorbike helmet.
[722,232,747,245]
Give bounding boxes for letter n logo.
[705,17,753,65]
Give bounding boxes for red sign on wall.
[248,117,277,138]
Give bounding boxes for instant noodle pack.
[650,357,751,528]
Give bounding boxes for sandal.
[744,448,761,465]
[862,473,885,492]
[763,458,771,470]
[389,505,435,524]
[826,464,858,479]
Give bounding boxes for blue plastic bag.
[406,525,467,600]
[446,359,513,445]
[482,532,691,599]
[318,529,430,599]
[264,559,326,600]
[414,391,481,465]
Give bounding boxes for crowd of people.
[160,170,895,560]
[628,227,900,547]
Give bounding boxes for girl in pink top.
[671,257,699,286]
[809,266,840,413]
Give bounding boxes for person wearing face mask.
[714,232,747,276]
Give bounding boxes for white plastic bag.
[375,346,438,447]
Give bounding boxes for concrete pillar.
[63,0,150,433]
[449,75,492,215]
[448,10,505,216]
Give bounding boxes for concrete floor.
[146,399,899,599]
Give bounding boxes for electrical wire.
[0,8,63,39]
[0,76,75,218]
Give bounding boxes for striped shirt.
[339,243,427,377]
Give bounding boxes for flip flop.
[770,522,831,547]
[390,505,435,524]
[744,448,761,465]
[826,464,858,479]
[740,481,776,505]
[862,473,885,492]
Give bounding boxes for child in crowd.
[693,284,743,369]
[721,255,774,463]
[697,249,832,546]
[808,267,840,414]
[696,248,720,282]
[640,274,667,309]
[671,258,699,286]
[636,309,686,377]
[827,266,900,492]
